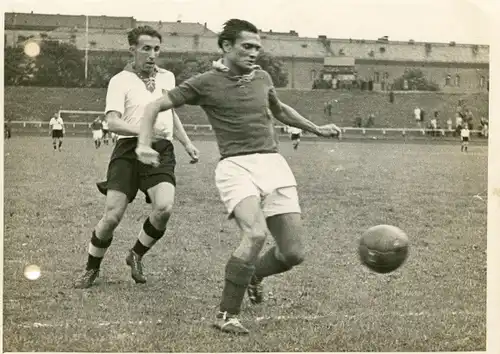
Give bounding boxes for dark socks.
[132,217,166,257]
[219,256,256,315]
[87,230,113,270]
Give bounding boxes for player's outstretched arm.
[172,110,192,147]
[136,95,176,167]
[275,103,320,135]
[138,95,175,147]
[106,111,142,136]
[276,103,341,138]
[173,110,199,163]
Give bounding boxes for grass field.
[3,136,487,352]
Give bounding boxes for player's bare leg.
[249,212,304,304]
[74,190,128,288]
[52,137,58,151]
[58,137,63,151]
[126,182,174,283]
[214,196,269,334]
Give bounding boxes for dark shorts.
[102,129,109,136]
[291,133,301,140]
[52,130,64,138]
[96,138,176,204]
[462,137,469,142]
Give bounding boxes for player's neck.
[221,58,251,77]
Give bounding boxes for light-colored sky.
[2,0,496,44]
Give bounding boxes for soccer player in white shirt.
[74,26,199,289]
[461,124,470,152]
[288,126,302,150]
[49,113,65,151]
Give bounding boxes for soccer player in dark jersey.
[137,19,340,334]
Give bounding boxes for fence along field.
[4,86,489,128]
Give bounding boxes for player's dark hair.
[217,19,259,49]
[128,26,162,46]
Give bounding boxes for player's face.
[131,35,161,73]
[223,31,261,73]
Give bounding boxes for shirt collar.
[212,58,261,83]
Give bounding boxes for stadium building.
[4,12,489,92]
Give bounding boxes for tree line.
[4,39,290,88]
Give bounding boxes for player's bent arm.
[139,95,176,147]
[106,111,141,136]
[172,110,193,148]
[274,103,321,135]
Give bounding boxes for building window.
[374,72,380,83]
[480,76,486,88]
[311,70,317,80]
[445,74,451,86]
[455,75,460,87]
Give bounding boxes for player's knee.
[247,226,268,247]
[152,201,174,221]
[102,207,125,230]
[280,249,305,266]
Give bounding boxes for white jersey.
[461,129,470,138]
[105,67,176,141]
[288,127,302,135]
[101,120,109,130]
[414,108,421,120]
[49,117,64,130]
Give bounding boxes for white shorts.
[92,130,103,140]
[215,153,301,218]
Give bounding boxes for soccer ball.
[358,225,409,273]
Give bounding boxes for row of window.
[311,69,488,88]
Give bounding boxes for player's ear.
[128,45,136,55]
[221,39,233,53]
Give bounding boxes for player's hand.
[316,124,342,138]
[135,144,160,167]
[184,142,200,164]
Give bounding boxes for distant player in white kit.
[49,113,65,151]
[460,124,470,152]
[90,117,103,149]
[288,126,302,150]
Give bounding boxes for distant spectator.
[365,114,375,128]
[324,101,333,116]
[4,119,12,139]
[389,91,395,103]
[354,116,363,128]
[454,113,463,137]
[480,116,489,138]
[414,107,421,127]
[465,110,474,130]
[430,116,438,136]
[420,109,426,125]
[447,117,453,134]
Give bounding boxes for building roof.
[135,20,216,36]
